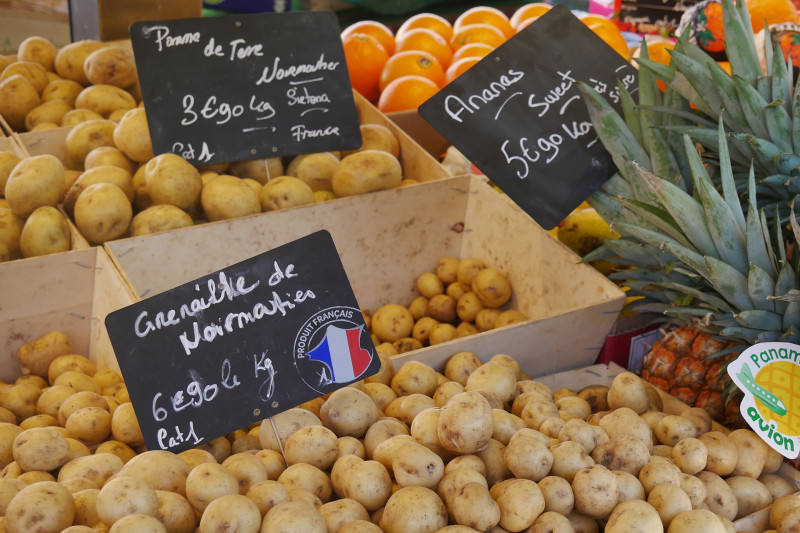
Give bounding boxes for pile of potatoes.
[365,256,527,353]
[1,329,796,533]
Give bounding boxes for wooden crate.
[0,247,139,382]
[104,174,626,377]
[537,363,800,532]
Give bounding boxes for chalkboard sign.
[129,11,362,165]
[418,6,637,230]
[105,231,379,452]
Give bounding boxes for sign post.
[105,231,379,452]
[419,5,637,230]
[130,11,362,165]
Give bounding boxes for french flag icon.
[306,325,372,384]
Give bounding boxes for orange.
[515,16,541,33]
[510,2,553,28]
[747,0,797,33]
[450,23,507,51]
[378,75,440,113]
[395,27,455,69]
[454,6,515,38]
[445,56,481,83]
[717,60,732,74]
[341,20,396,55]
[586,22,629,59]
[342,33,389,102]
[397,12,454,43]
[579,14,620,33]
[379,50,445,91]
[452,42,494,63]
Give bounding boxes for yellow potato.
[84,146,135,174]
[0,151,21,195]
[74,84,136,117]
[229,157,284,184]
[332,150,402,197]
[130,204,194,237]
[61,108,103,127]
[201,174,261,221]
[24,99,71,131]
[1,61,49,93]
[144,153,202,210]
[19,205,71,258]
[259,175,315,211]
[83,45,137,88]
[286,152,339,191]
[4,154,65,217]
[73,182,133,244]
[41,79,83,106]
[65,119,117,170]
[18,36,58,71]
[5,481,74,532]
[0,74,40,131]
[0,208,24,260]
[343,123,401,158]
[54,40,106,84]
[113,107,154,163]
[64,165,134,215]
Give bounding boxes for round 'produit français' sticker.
[727,342,800,458]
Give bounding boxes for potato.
[5,154,64,218]
[113,107,154,163]
[336,436,365,460]
[648,482,692,527]
[438,391,493,454]
[441,352,481,386]
[285,152,339,191]
[199,174,260,221]
[19,206,70,258]
[10,426,69,472]
[344,124,400,158]
[320,386,379,439]
[65,406,111,444]
[699,431,739,476]
[521,398,560,431]
[61,108,103,126]
[198,493,262,533]
[262,501,327,533]
[57,391,107,427]
[39,79,80,108]
[725,475,773,519]
[465,362,516,404]
[549,440,594,483]
[110,401,143,445]
[379,486,447,533]
[5,480,74,532]
[728,428,769,478]
[278,463,332,503]
[363,418,408,459]
[605,499,663,533]
[0,478,24,515]
[780,506,800,532]
[598,407,653,452]
[18,36,58,71]
[427,294,457,323]
[58,453,123,487]
[571,464,618,519]
[606,372,650,414]
[493,478,545,531]
[769,493,800,528]
[447,481,501,531]
[258,175,315,211]
[438,468,488,518]
[680,472,707,509]
[680,407,713,436]
[671,437,707,474]
[667,509,726,532]
[446,282,469,301]
[319,498,370,532]
[258,407,321,451]
[614,470,646,504]
[0,383,41,421]
[0,208,23,260]
[591,436,649,476]
[96,475,158,525]
[759,473,796,499]
[392,440,444,488]
[284,424,338,469]
[470,268,512,308]
[25,99,71,131]
[410,407,445,454]
[83,46,137,88]
[73,182,132,244]
[330,455,392,512]
[144,153,202,210]
[64,165,135,213]
[243,479,290,517]
[229,157,283,184]
[492,409,526,445]
[697,470,738,521]
[54,40,105,84]
[0,151,21,193]
[445,455,487,475]
[130,204,194,236]
[655,415,697,446]
[475,308,502,331]
[118,450,190,496]
[184,462,238,512]
[331,150,402,197]
[504,432,553,481]
[0,74,40,131]
[493,309,528,328]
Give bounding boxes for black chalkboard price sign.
[105,231,379,452]
[418,5,637,230]
[129,11,362,165]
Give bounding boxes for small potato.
[185,462,238,512]
[605,499,663,533]
[614,470,646,503]
[408,296,429,320]
[492,409,526,445]
[285,152,339,192]
[599,407,653,452]
[607,372,650,414]
[64,165,135,214]
[61,108,103,126]
[12,426,70,472]
[655,415,697,446]
[0,74,40,131]
[73,181,132,243]
[65,406,111,444]
[391,360,437,396]
[278,463,332,503]
[259,175,315,211]
[54,40,105,84]
[0,207,24,260]
[648,482,692,527]
[379,486,447,533]
[443,351,482,386]
[113,107,154,163]
[550,441,594,483]
[697,471,738,521]
[672,437,707,474]
[74,84,136,117]
[97,475,159,525]
[471,268,511,308]
[363,382,396,411]
[19,206,70,258]
[417,272,444,298]
[680,472,707,509]
[725,475,773,519]
[538,475,574,515]
[83,46,137,88]
[258,408,321,451]
[41,79,83,106]
[572,464,618,518]
[638,458,681,495]
[200,174,261,221]
[5,154,64,218]
[284,424,338,469]
[769,493,800,528]
[466,362,516,404]
[18,36,58,71]
[337,436,366,460]
[343,124,400,158]
[504,433,553,481]
[410,407,444,454]
[521,399,560,430]
[330,455,392,512]
[392,440,444,488]
[199,493,262,533]
[144,153,202,210]
[25,99,71,131]
[438,391,494,455]
[332,150,402,197]
[130,204,194,236]
[699,431,739,476]
[494,478,545,531]
[5,481,74,532]
[262,501,327,533]
[0,383,41,421]
[371,304,415,343]
[728,428,769,478]
[65,119,117,170]
[759,473,796,499]
[118,450,190,496]
[319,498,370,532]
[681,407,713,436]
[558,418,600,454]
[229,157,283,184]
[320,387,378,438]
[449,482,501,531]
[667,509,727,533]
[110,401,143,445]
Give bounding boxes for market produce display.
[365,256,527,352]
[578,0,800,433]
[0,330,795,532]
[340,4,631,112]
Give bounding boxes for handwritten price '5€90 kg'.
[501,120,594,179]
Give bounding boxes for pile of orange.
[341,4,632,113]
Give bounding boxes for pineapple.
[578,0,800,424]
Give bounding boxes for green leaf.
[722,0,762,84]
[720,326,767,341]
[707,59,749,132]
[668,70,715,117]
[793,77,800,153]
[717,119,746,232]
[662,242,711,279]
[637,163,719,257]
[605,238,669,267]
[736,309,783,330]
[645,125,683,188]
[772,38,792,116]
[617,198,697,250]
[734,76,771,140]
[746,167,778,277]
[617,79,644,146]
[670,50,723,117]
[588,191,626,226]
[784,302,800,331]
[765,104,793,153]
[651,281,733,311]
[748,263,777,312]
[705,255,754,310]
[613,222,684,251]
